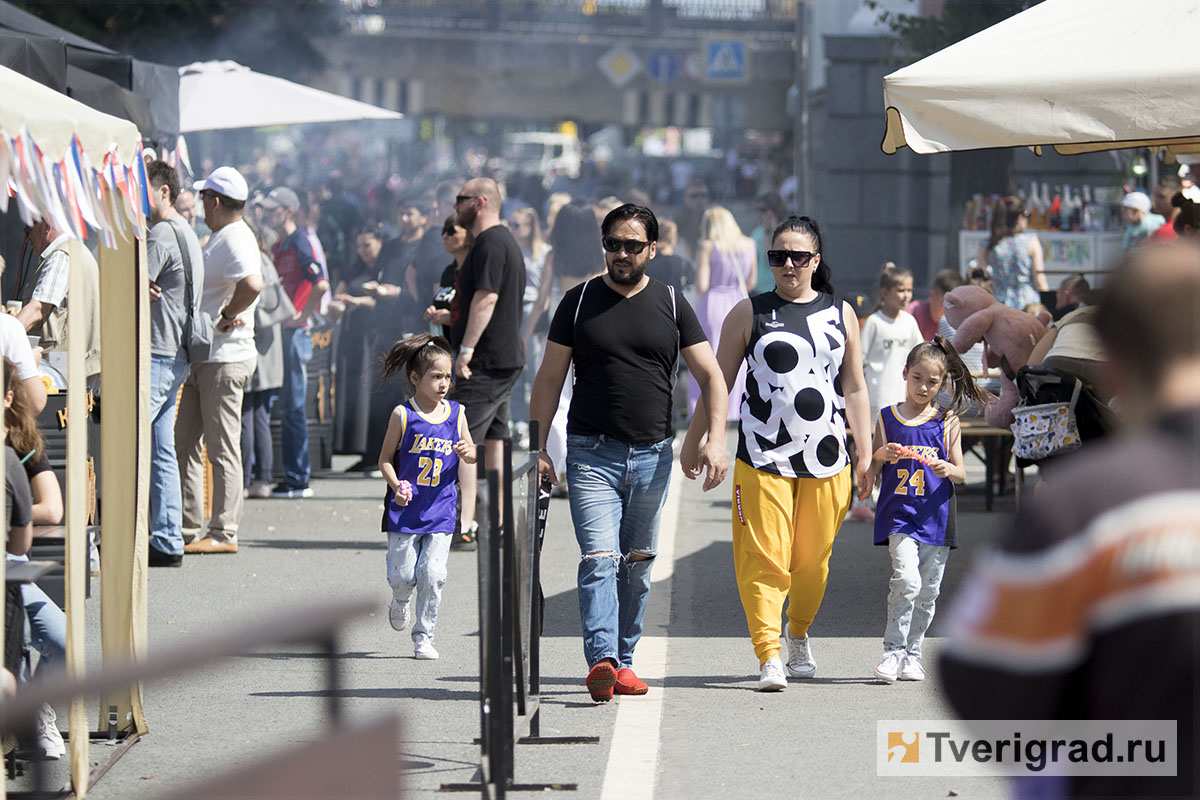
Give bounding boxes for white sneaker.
[899,654,926,681]
[413,635,439,660]
[34,704,65,760]
[874,651,904,683]
[784,625,816,679]
[246,480,272,499]
[757,655,787,691]
[388,598,410,632]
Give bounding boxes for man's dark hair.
[146,160,179,203]
[932,268,965,294]
[1157,173,1183,192]
[215,194,245,213]
[1060,273,1091,303]
[601,203,658,244]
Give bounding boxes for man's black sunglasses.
[766,249,816,268]
[454,194,478,206]
[601,236,650,255]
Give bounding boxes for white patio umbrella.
[881,0,1200,157]
[179,60,402,133]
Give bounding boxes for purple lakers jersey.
[873,405,957,548]
[382,399,464,535]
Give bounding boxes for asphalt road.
[45,439,1018,799]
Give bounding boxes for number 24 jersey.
[873,404,957,548]
[382,399,464,535]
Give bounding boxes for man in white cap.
[262,185,329,498]
[178,166,262,555]
[1121,190,1165,251]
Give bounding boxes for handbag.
[1009,375,1083,461]
[255,255,296,328]
[170,219,215,363]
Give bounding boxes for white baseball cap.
[194,166,249,202]
[1120,191,1151,213]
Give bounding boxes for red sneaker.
[586,662,617,702]
[614,668,649,696]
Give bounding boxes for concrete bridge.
[316,0,798,130]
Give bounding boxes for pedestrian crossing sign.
[704,39,748,83]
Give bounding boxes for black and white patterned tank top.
[736,291,849,479]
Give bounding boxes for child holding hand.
[378,334,475,660]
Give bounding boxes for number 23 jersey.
[382,399,464,535]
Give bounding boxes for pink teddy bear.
[942,285,1049,428]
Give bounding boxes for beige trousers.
[176,359,255,542]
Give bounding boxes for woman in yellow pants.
[683,215,873,691]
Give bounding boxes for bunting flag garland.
[68,136,101,230]
[176,134,193,179]
[1,121,147,243]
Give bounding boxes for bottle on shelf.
[1049,185,1063,230]
[1027,183,1044,229]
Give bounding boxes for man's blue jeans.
[566,434,673,669]
[280,327,312,488]
[149,353,190,556]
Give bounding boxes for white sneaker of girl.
[898,655,926,681]
[874,651,904,683]
[414,635,439,660]
[388,598,410,632]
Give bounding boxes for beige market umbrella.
[881,0,1200,158]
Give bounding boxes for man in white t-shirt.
[0,256,47,413]
[177,167,262,555]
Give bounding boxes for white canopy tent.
[179,60,402,132]
[1,62,150,799]
[881,0,1200,158]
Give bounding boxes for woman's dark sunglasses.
[601,236,650,255]
[766,249,816,268]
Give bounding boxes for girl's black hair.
[771,215,834,295]
[1171,191,1200,235]
[905,334,995,417]
[380,333,454,387]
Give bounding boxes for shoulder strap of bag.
[167,218,197,320]
[573,276,591,327]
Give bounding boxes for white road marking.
[598,461,682,800]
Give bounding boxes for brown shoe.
[183,537,238,554]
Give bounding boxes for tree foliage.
[13,1,341,77]
[869,0,1044,59]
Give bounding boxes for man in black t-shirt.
[448,177,527,551]
[530,204,728,703]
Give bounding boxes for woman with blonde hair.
[690,205,756,420]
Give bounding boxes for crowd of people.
[1,154,1195,794]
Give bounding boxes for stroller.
[1011,364,1120,472]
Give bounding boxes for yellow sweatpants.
[731,461,852,665]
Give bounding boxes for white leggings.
[386,532,452,640]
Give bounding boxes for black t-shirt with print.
[548,276,706,444]
[450,225,526,370]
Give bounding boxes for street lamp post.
[792,0,812,214]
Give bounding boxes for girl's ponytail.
[380,333,454,386]
[929,334,995,416]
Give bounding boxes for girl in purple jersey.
[377,334,475,660]
[862,336,992,683]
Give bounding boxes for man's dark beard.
[608,261,646,286]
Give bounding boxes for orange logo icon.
[887,732,919,763]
